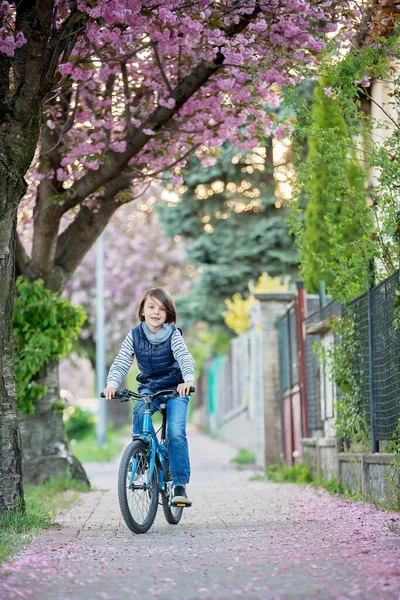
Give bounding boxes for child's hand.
[177,381,194,397]
[104,386,117,400]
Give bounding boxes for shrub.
[13,277,86,414]
[64,405,95,440]
[231,448,256,465]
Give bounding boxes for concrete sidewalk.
[0,426,399,600]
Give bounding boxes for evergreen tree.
[301,79,369,293]
[157,141,298,326]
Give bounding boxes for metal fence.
[372,271,400,440]
[279,269,400,450]
[347,269,400,443]
[303,299,342,433]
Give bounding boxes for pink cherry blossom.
[274,122,292,140]
[10,0,364,299]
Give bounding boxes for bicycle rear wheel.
[118,440,159,534]
[161,458,183,525]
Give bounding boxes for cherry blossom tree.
[1,0,360,511]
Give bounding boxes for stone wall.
[302,437,339,480]
[301,438,398,508]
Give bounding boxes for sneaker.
[171,485,192,507]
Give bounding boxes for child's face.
[143,296,167,332]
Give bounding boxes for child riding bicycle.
[103,287,195,507]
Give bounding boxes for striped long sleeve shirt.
[107,329,195,389]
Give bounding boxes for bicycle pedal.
[172,500,192,508]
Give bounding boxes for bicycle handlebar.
[100,386,195,402]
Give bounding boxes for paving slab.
[0,426,399,600]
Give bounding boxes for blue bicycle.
[103,386,194,534]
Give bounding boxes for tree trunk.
[19,359,89,486]
[0,165,25,512]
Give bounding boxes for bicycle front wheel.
[118,440,159,534]
[161,458,183,525]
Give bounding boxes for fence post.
[296,280,309,438]
[287,310,295,463]
[367,286,378,453]
[318,281,328,422]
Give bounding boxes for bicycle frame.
[128,396,170,494]
[102,385,194,499]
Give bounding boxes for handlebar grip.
[189,386,195,394]
[100,390,130,402]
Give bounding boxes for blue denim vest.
[131,323,183,392]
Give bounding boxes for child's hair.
[137,287,177,324]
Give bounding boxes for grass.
[70,415,165,463]
[265,463,313,483]
[0,476,89,566]
[314,475,363,500]
[196,424,218,439]
[230,448,256,466]
[70,424,131,462]
[260,463,363,500]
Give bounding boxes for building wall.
[196,293,294,470]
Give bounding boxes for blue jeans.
[132,388,190,486]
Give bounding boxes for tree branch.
[153,43,174,94]
[60,3,262,213]
[43,2,83,91]
[30,89,81,280]
[121,61,135,136]
[49,172,134,292]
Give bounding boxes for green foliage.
[315,316,370,447]
[70,425,130,463]
[312,475,362,500]
[230,448,256,466]
[387,419,400,510]
[389,419,400,456]
[287,30,400,302]
[265,463,313,483]
[289,77,372,300]
[158,141,298,327]
[285,32,400,453]
[264,463,362,499]
[393,289,400,332]
[0,476,89,565]
[64,405,95,440]
[12,277,86,414]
